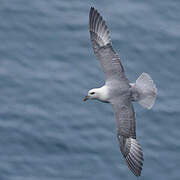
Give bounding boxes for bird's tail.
[130,73,157,109]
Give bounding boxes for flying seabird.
[83,7,157,176]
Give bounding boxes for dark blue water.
[0,0,180,179]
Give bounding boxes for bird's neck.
[96,85,110,103]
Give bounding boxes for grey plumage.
[88,7,157,176]
[89,7,127,82]
[89,7,143,176]
[112,97,143,176]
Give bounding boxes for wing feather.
[112,98,143,176]
[89,7,127,82]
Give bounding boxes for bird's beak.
[83,96,89,101]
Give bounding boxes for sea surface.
[0,0,180,180]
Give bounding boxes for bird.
[83,7,157,176]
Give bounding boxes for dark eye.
[90,92,95,95]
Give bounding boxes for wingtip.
[89,7,111,47]
[126,138,144,177]
[90,6,95,11]
[89,7,97,21]
[89,7,95,15]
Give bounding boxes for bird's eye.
[90,92,95,95]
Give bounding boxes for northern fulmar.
[83,7,157,176]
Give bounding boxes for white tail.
[131,73,157,109]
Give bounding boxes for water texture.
[0,0,180,179]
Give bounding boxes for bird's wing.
[89,7,128,82]
[112,97,144,176]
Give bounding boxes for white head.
[83,86,109,102]
[83,88,100,101]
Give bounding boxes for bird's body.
[84,7,157,176]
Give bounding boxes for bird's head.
[83,88,99,101]
[83,86,109,102]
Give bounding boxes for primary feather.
[89,7,127,82]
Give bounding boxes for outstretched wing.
[112,97,144,176]
[89,7,128,82]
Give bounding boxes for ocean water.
[0,0,180,179]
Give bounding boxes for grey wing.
[112,98,144,176]
[89,7,128,82]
